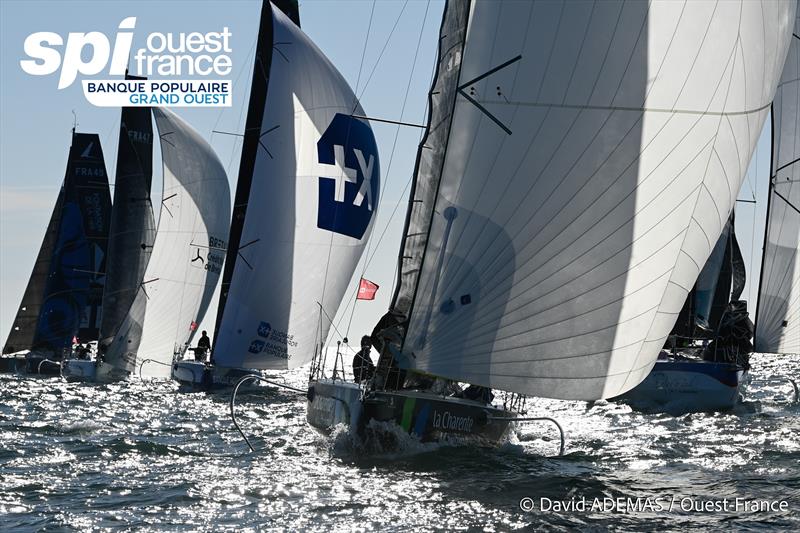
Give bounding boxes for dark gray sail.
[2,189,64,354]
[7,132,112,355]
[99,76,155,350]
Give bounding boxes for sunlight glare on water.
[0,354,798,531]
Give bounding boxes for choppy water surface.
[1,354,798,531]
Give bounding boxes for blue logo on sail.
[317,114,380,239]
[248,339,265,354]
[257,321,271,338]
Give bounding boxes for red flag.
[71,336,78,345]
[357,278,379,300]
[189,321,198,331]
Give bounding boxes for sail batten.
[382,0,794,400]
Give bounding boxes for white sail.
[755,11,800,355]
[212,5,379,370]
[98,108,231,379]
[390,0,794,400]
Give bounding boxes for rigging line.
[346,0,432,338]
[352,0,376,106]
[315,2,378,330]
[772,155,800,175]
[356,0,411,104]
[350,115,426,128]
[773,189,800,215]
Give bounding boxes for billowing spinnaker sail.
[98,108,231,379]
[212,4,379,370]
[32,133,112,354]
[390,0,793,400]
[756,14,800,355]
[99,94,156,349]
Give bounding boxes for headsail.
[3,188,64,354]
[7,133,112,355]
[98,108,231,379]
[382,0,794,400]
[755,12,800,355]
[212,2,379,370]
[99,80,156,351]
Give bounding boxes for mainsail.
[755,12,800,355]
[212,2,379,370]
[97,108,231,380]
[381,0,794,400]
[3,132,112,355]
[99,84,156,351]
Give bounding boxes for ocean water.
[1,354,798,531]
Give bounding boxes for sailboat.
[302,0,795,444]
[615,213,754,412]
[618,6,800,412]
[0,130,112,374]
[62,104,231,382]
[172,0,379,390]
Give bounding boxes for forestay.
[98,108,231,379]
[756,10,800,355]
[212,5,379,370]
[390,0,794,399]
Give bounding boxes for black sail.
[2,189,64,354]
[17,132,112,355]
[99,78,156,348]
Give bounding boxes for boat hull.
[0,355,26,373]
[24,354,62,375]
[306,379,514,446]
[171,361,260,391]
[62,360,97,382]
[616,359,747,412]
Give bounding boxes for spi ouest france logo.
[19,17,233,107]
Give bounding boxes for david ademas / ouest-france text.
[86,80,230,105]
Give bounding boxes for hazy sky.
[0,0,771,357]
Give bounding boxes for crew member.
[196,330,211,363]
[352,335,376,383]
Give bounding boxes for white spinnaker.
[213,7,379,370]
[400,0,794,400]
[756,11,800,355]
[99,108,231,379]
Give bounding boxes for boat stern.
[306,379,364,435]
[62,360,96,382]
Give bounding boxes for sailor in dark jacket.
[196,331,211,363]
[352,335,376,383]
